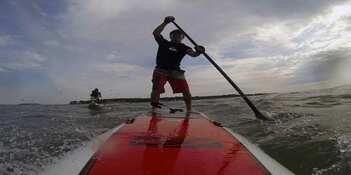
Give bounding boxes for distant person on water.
[150,16,205,112]
[90,88,102,103]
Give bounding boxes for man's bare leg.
[151,90,161,110]
[182,91,192,112]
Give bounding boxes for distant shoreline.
[69,93,269,104]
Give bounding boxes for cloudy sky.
[1,0,351,104]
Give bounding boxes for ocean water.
[1,85,351,175]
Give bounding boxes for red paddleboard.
[80,111,294,175]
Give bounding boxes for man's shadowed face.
[170,33,184,43]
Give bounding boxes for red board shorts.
[152,69,190,94]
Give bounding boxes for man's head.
[169,29,184,43]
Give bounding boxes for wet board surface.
[80,112,290,175]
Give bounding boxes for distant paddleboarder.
[150,16,205,112]
[90,88,102,103]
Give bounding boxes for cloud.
[58,0,346,65]
[95,63,147,75]
[186,56,298,94]
[43,40,60,47]
[49,62,152,102]
[1,51,47,71]
[186,47,351,95]
[0,35,13,46]
[1,0,351,103]
[104,51,120,61]
[290,48,351,85]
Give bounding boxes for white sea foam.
[40,126,119,175]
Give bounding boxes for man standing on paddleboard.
[151,16,205,112]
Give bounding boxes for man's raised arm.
[153,16,175,38]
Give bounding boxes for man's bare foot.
[185,110,193,117]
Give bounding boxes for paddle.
[171,21,270,121]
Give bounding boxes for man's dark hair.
[170,29,183,37]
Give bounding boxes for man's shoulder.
[154,34,169,45]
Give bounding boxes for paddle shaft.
[171,21,268,120]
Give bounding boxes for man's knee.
[183,91,192,98]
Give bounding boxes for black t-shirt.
[154,35,191,70]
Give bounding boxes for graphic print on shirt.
[169,47,177,52]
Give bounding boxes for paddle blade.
[254,111,273,121]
